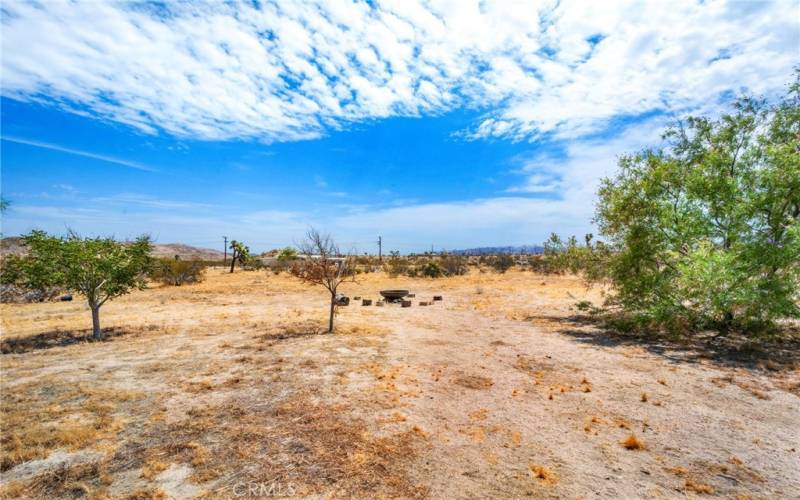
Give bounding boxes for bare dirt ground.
[1,268,798,499]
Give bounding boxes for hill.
[1,237,224,261]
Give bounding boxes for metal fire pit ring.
[380,289,410,302]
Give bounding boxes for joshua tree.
[228,240,250,273]
[289,228,355,333]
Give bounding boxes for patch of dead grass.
[1,382,137,471]
[453,374,494,390]
[528,463,557,484]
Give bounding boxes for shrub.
[151,257,206,286]
[488,255,514,273]
[387,256,409,277]
[419,261,444,278]
[440,254,468,276]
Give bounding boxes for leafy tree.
[289,228,355,333]
[21,230,152,338]
[0,254,27,286]
[595,76,800,333]
[0,197,9,213]
[228,240,250,273]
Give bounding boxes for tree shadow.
[533,314,800,371]
[1,327,130,354]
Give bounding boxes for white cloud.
[1,0,795,143]
[1,136,155,172]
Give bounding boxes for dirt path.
[354,300,800,498]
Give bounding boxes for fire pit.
[380,289,409,302]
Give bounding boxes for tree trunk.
[328,294,336,333]
[91,305,102,340]
[229,249,237,273]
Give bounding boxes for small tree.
[289,228,355,333]
[228,240,250,273]
[21,230,152,339]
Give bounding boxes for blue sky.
[1,0,797,253]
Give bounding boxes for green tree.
[21,230,152,338]
[595,76,800,333]
[228,240,251,273]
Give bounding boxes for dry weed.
[621,434,644,450]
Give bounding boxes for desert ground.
[1,268,798,499]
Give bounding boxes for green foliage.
[228,240,251,272]
[20,230,152,337]
[419,261,444,278]
[276,247,298,262]
[0,254,27,286]
[151,257,206,286]
[595,75,800,333]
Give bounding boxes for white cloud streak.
[1,0,795,143]
[1,136,155,172]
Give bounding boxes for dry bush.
[621,434,644,450]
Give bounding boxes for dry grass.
[453,374,494,390]
[621,434,644,450]
[1,382,137,471]
[1,268,796,498]
[528,463,557,484]
[684,479,715,494]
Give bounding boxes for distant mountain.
[1,237,224,261]
[449,245,544,256]
[149,244,224,261]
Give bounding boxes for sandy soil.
[1,268,798,499]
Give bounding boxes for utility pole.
[223,236,228,265]
[377,235,382,262]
